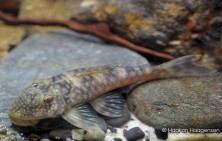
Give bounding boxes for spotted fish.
[8,55,216,129]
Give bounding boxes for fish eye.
[44,95,53,103]
[32,83,38,87]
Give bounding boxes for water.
[0,113,10,127]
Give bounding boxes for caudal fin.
[158,55,217,78]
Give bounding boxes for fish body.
[8,55,215,129]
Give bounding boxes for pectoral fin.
[90,91,128,117]
[62,104,107,130]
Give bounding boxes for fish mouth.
[8,113,40,127]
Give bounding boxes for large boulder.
[127,73,222,130]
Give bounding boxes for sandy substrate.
[104,114,222,141]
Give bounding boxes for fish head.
[8,79,67,126]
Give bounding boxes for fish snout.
[8,111,40,126]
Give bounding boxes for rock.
[49,129,71,140]
[18,0,76,34]
[40,139,50,141]
[65,138,73,141]
[113,137,122,141]
[127,73,222,129]
[0,24,26,58]
[154,126,168,140]
[0,31,148,133]
[28,133,41,141]
[123,127,145,141]
[71,129,83,141]
[19,0,75,20]
[211,17,222,29]
[104,111,131,127]
[0,0,78,60]
[71,0,222,67]
[105,113,222,141]
[0,126,26,141]
[0,0,79,59]
[107,126,117,133]
[72,128,106,141]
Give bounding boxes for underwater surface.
[0,0,221,141]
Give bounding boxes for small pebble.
[28,133,41,141]
[107,126,117,133]
[40,139,50,141]
[113,137,122,141]
[154,126,168,140]
[72,129,83,141]
[72,128,105,141]
[66,138,74,141]
[123,127,145,141]
[49,129,72,140]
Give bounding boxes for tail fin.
[158,55,217,78]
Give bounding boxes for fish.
[8,55,216,129]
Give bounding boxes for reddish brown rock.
[71,0,222,67]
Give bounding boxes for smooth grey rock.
[127,73,222,129]
[0,31,148,127]
[113,137,122,141]
[123,127,145,141]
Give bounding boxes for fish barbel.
[8,55,216,129]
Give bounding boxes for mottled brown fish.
[8,55,216,129]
